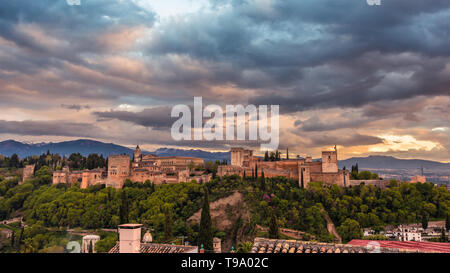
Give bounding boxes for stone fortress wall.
[218,146,351,188]
[51,145,210,189]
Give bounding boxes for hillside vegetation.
[1,164,450,252]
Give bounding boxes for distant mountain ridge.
[0,139,134,158]
[0,139,230,162]
[339,155,450,172]
[0,139,447,170]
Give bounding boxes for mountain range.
[338,155,450,172]
[0,139,230,162]
[0,139,448,172]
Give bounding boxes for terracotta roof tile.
[251,237,421,253]
[108,242,198,253]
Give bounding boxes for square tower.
[119,224,142,253]
[321,150,338,173]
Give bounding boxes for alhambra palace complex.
[52,146,209,189]
[46,145,358,189]
[218,147,351,188]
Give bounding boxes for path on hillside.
[322,211,342,243]
[2,217,23,225]
[256,225,313,240]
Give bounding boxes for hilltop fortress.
[52,146,210,189]
[36,145,357,189]
[218,146,351,188]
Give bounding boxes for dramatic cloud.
[0,0,449,161]
[0,120,104,138]
[93,106,173,129]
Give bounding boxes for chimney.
[119,224,143,253]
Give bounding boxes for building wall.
[53,171,69,185]
[108,155,131,188]
[22,164,35,184]
[348,179,388,189]
[231,148,252,167]
[81,170,106,189]
[321,151,338,173]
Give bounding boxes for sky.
[0,0,449,161]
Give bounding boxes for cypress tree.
[119,191,129,224]
[268,211,279,239]
[88,241,93,253]
[300,168,304,189]
[421,212,428,230]
[164,207,173,241]
[264,151,269,161]
[198,188,213,251]
[440,228,447,242]
[255,164,258,179]
[17,227,24,249]
[446,214,450,232]
[261,171,266,192]
[10,231,15,247]
[286,148,289,160]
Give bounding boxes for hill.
[0,139,133,158]
[339,155,450,173]
[0,139,230,162]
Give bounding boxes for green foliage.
[1,167,450,252]
[198,188,213,251]
[164,207,173,241]
[363,234,388,241]
[350,165,380,180]
[236,241,253,253]
[95,232,118,253]
[337,218,362,243]
[268,211,279,239]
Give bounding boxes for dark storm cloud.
[93,107,174,129]
[0,120,104,138]
[0,0,155,51]
[61,104,91,111]
[296,115,372,132]
[146,0,450,111]
[309,133,383,147]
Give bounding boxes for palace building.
[52,146,210,189]
[218,146,351,188]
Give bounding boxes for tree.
[269,211,279,239]
[119,191,129,224]
[164,207,173,241]
[236,242,253,253]
[9,154,20,168]
[264,151,269,161]
[286,148,289,160]
[300,168,304,189]
[10,231,15,247]
[421,212,429,230]
[88,240,93,253]
[260,171,266,192]
[446,214,450,232]
[440,228,447,242]
[255,164,258,179]
[198,188,213,251]
[337,218,362,243]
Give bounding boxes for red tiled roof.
[108,242,198,253]
[347,240,450,253]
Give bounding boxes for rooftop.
[108,242,198,253]
[251,238,420,253]
[118,224,143,229]
[348,240,450,253]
